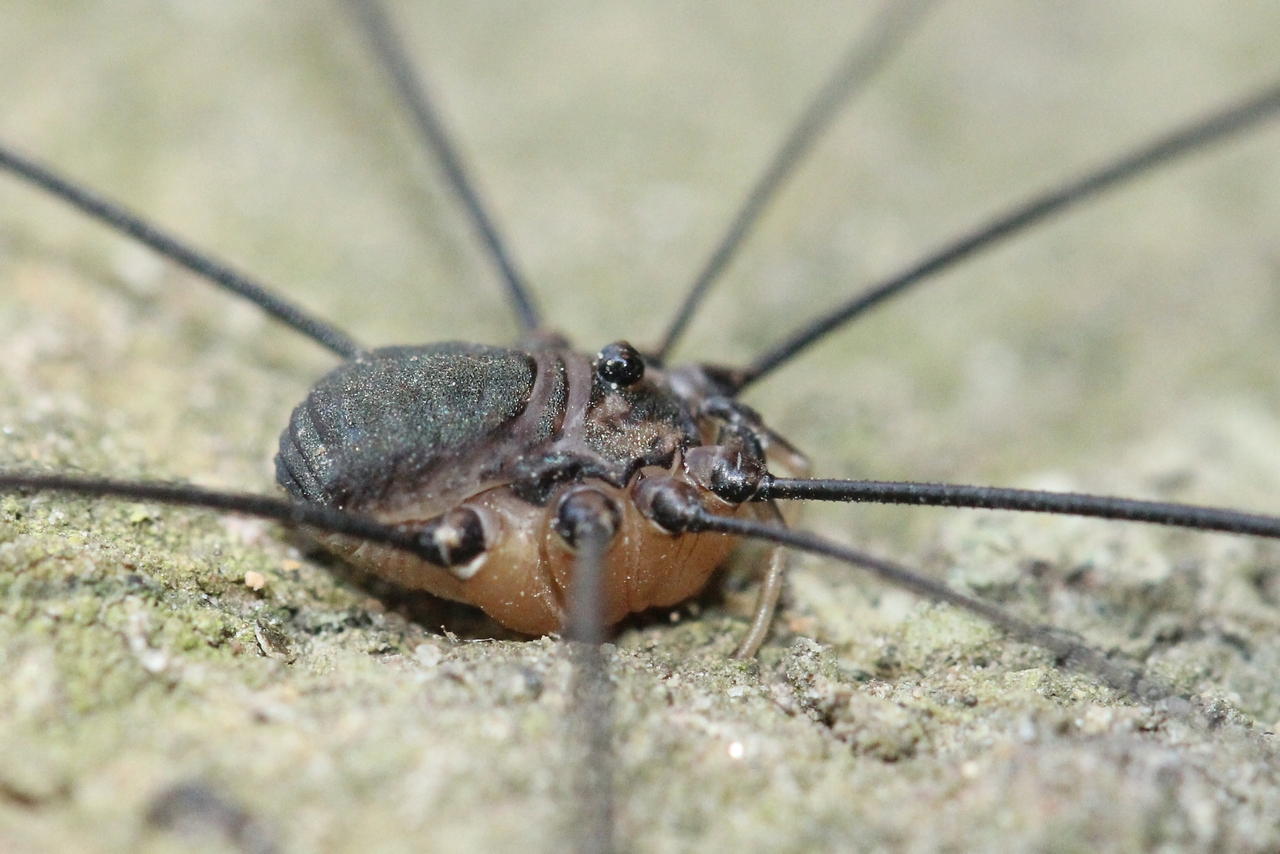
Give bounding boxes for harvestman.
[4,2,1280,852]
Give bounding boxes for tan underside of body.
[321,478,751,636]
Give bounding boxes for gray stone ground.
[2,2,1280,852]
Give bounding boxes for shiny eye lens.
[595,341,645,387]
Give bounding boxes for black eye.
[595,341,645,387]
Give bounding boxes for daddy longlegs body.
[4,2,1280,853]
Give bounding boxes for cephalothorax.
[276,337,794,639]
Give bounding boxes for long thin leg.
[345,0,543,334]
[654,0,936,363]
[0,144,362,359]
[0,473,433,559]
[650,497,1167,701]
[19,467,1280,703]
[760,477,1280,540]
[732,78,1280,391]
[733,502,789,659]
[562,497,619,854]
[16,469,1280,579]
